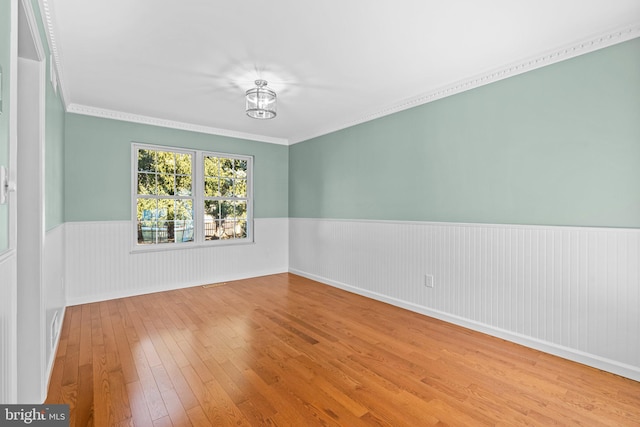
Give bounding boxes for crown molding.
[289,22,640,144]
[38,4,638,147]
[39,0,70,107]
[66,104,290,145]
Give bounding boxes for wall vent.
[50,311,59,352]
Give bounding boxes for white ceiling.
[44,0,640,145]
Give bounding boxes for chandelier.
[245,80,277,119]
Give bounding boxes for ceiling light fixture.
[246,79,277,119]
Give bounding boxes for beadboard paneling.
[43,224,65,397]
[289,218,640,381]
[0,251,17,403]
[65,218,288,305]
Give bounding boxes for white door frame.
[16,0,46,404]
[0,0,19,404]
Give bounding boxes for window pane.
[204,218,218,240]
[156,151,175,174]
[158,174,175,195]
[175,220,194,243]
[142,226,168,243]
[223,220,235,239]
[137,198,157,222]
[234,179,247,197]
[205,200,220,219]
[137,172,156,195]
[234,159,247,178]
[139,223,161,244]
[149,199,170,243]
[175,200,193,220]
[204,178,220,197]
[204,156,219,177]
[175,153,191,175]
[219,220,233,240]
[236,220,247,238]
[137,198,161,244]
[221,159,234,177]
[138,149,156,172]
[157,199,172,221]
[220,178,234,197]
[220,201,234,219]
[235,201,247,219]
[176,175,192,196]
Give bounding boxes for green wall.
[0,0,11,251]
[290,38,640,228]
[0,0,65,246]
[64,114,289,221]
[44,79,65,230]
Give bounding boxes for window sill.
[130,238,255,254]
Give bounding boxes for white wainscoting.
[43,224,66,400]
[0,250,17,403]
[65,218,289,306]
[289,218,640,381]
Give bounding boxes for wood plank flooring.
[46,273,640,426]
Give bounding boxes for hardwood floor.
[46,273,640,426]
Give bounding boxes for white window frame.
[131,143,254,252]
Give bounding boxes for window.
[133,144,253,249]
[203,155,249,240]
[136,147,194,245]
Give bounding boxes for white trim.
[42,224,65,404]
[66,269,287,307]
[8,0,18,255]
[290,268,640,382]
[43,306,65,404]
[15,0,48,403]
[37,35,47,406]
[131,143,255,251]
[69,103,289,145]
[6,0,18,403]
[37,0,69,106]
[35,11,639,146]
[21,0,44,61]
[289,23,640,144]
[292,216,640,233]
[49,54,57,94]
[130,239,256,254]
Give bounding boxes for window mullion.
[193,151,204,245]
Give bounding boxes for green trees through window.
[203,156,248,240]
[134,145,252,246]
[136,148,194,244]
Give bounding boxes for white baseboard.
[290,268,640,382]
[66,268,288,306]
[65,218,289,306]
[289,218,640,382]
